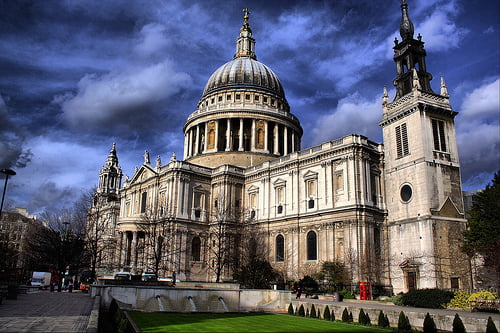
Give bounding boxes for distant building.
[0,208,39,278]
[91,2,471,293]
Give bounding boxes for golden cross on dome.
[243,8,250,24]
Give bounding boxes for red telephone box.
[359,282,371,300]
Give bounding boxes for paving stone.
[0,291,94,332]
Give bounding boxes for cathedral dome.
[202,58,285,99]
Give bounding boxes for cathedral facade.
[91,2,471,294]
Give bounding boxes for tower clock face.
[400,184,413,202]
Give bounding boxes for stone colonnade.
[184,118,300,159]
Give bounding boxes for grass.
[128,312,391,332]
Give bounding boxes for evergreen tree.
[423,313,437,333]
[298,304,305,317]
[358,309,367,325]
[452,313,466,333]
[310,305,316,318]
[342,308,350,322]
[486,316,498,333]
[378,311,386,327]
[287,303,294,315]
[462,171,500,274]
[323,306,331,320]
[398,311,411,331]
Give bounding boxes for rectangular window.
[263,96,268,103]
[218,96,222,102]
[227,95,231,101]
[235,94,241,100]
[396,123,409,158]
[245,94,250,100]
[432,119,447,152]
[140,192,147,213]
[255,95,260,101]
[450,277,459,289]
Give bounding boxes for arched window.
[276,235,284,262]
[307,231,317,260]
[191,237,201,261]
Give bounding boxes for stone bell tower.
[379,0,471,293]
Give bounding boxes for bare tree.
[206,195,239,283]
[137,206,182,279]
[85,189,119,280]
[232,221,279,288]
[24,208,86,275]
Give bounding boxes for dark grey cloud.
[0,0,498,214]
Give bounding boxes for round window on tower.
[400,184,413,203]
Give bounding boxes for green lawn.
[128,312,390,332]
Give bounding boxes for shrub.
[287,303,294,315]
[447,291,472,309]
[378,311,386,327]
[310,305,316,318]
[348,311,353,322]
[339,289,356,299]
[306,309,309,317]
[486,316,498,333]
[342,308,350,322]
[384,314,390,328]
[323,305,331,320]
[298,304,305,317]
[400,288,454,309]
[365,313,371,325]
[331,309,335,321]
[391,293,404,306]
[398,311,411,332]
[358,309,367,325]
[423,313,437,333]
[452,313,466,333]
[469,290,497,303]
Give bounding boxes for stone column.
[131,231,138,272]
[203,122,208,153]
[251,119,256,151]
[274,124,279,154]
[225,119,231,151]
[291,132,295,153]
[188,129,193,157]
[284,126,288,155]
[214,120,219,152]
[238,118,244,151]
[195,125,200,155]
[264,120,269,153]
[183,133,188,159]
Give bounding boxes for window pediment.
[303,170,318,181]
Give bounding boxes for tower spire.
[392,0,433,99]
[98,142,123,197]
[400,0,414,40]
[234,8,256,60]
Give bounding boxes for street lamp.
[0,168,16,220]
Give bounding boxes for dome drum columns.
[184,117,300,162]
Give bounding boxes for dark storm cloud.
[0,95,31,170]
[0,0,498,214]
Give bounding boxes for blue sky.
[0,0,498,215]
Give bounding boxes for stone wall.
[92,284,289,313]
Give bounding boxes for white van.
[31,272,51,289]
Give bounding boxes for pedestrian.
[296,287,302,299]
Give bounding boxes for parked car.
[141,272,157,282]
[114,272,132,280]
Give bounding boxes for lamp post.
[0,168,16,220]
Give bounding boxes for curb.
[86,295,100,333]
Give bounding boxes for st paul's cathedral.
[91,1,471,294]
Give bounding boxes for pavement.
[0,290,96,332]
